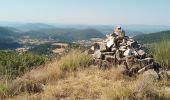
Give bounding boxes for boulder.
[106,37,115,48]
[127,41,140,49]
[105,55,115,63]
[93,43,100,50]
[159,70,170,80]
[93,50,104,59]
[137,49,146,58]
[99,43,107,52]
[129,64,141,74]
[142,69,159,80]
[115,50,121,61]
[102,52,114,55]
[126,56,136,68]
[111,47,117,52]
[167,71,170,79]
[124,49,132,56]
[118,64,129,74]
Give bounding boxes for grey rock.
[106,37,115,48]
[127,41,140,48]
[137,49,146,58]
[116,50,121,61]
[111,47,117,52]
[93,43,100,50]
[118,64,128,74]
[100,43,107,52]
[142,69,159,80]
[140,58,154,67]
[131,41,140,48]
[102,52,115,55]
[138,67,146,74]
[167,71,170,79]
[105,55,115,63]
[124,49,132,56]
[129,64,141,74]
[159,70,170,79]
[126,56,136,68]
[93,50,104,59]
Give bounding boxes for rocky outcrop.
[89,26,161,76]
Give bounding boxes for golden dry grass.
[0,50,170,100]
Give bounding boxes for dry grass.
[0,50,170,100]
[154,40,170,69]
[58,50,92,71]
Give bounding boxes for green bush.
[154,40,170,69]
[0,51,48,78]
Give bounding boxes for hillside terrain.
[134,30,170,43]
[0,50,169,100]
[23,28,104,42]
[0,27,22,49]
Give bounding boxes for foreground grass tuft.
[154,40,170,69]
[58,50,92,71]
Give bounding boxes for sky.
[0,0,170,25]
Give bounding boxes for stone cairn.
[89,26,160,76]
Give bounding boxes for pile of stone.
[89,26,160,76]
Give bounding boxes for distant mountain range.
[0,22,170,48]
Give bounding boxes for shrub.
[58,50,92,71]
[153,40,170,69]
[0,51,48,78]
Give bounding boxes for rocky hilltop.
[89,26,161,76]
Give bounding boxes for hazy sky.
[0,0,170,25]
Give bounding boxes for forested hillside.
[134,30,170,43]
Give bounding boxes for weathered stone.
[102,52,114,55]
[118,64,129,74]
[129,64,141,76]
[111,47,117,52]
[93,43,100,50]
[139,58,154,67]
[127,41,140,48]
[167,71,170,79]
[159,70,170,80]
[131,41,140,48]
[119,48,126,52]
[116,50,121,61]
[124,49,132,56]
[138,67,146,74]
[106,38,115,48]
[137,49,146,58]
[144,58,154,63]
[99,43,107,52]
[126,55,136,68]
[93,50,104,59]
[90,26,159,76]
[142,69,159,80]
[120,46,127,49]
[90,46,95,51]
[105,55,115,63]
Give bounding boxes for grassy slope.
[0,50,168,100]
[134,30,170,43]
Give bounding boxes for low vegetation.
[0,51,48,78]
[58,50,92,71]
[154,40,170,69]
[0,49,169,100]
